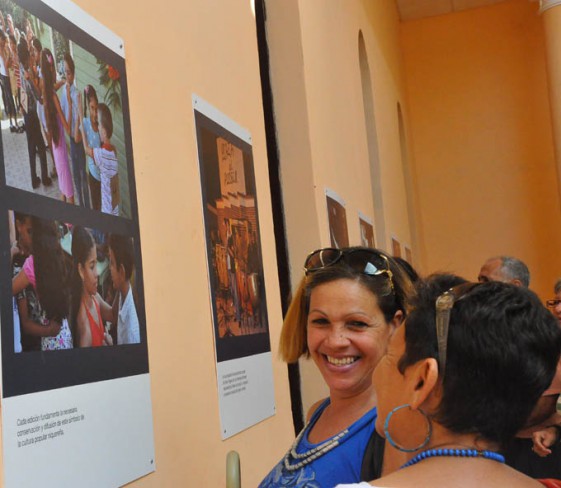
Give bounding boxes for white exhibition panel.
[3,374,154,488]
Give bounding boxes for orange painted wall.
[401,0,561,299]
[266,0,419,416]
[69,0,294,486]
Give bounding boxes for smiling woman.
[258,247,414,487]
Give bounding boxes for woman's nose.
[327,327,349,346]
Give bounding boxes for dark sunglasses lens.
[305,249,341,272]
[345,251,387,275]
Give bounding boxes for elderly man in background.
[478,256,561,478]
[478,255,530,287]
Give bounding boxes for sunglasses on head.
[435,282,481,377]
[303,248,395,295]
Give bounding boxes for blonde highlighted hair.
[279,276,309,362]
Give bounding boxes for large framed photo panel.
[193,95,274,439]
[0,1,154,487]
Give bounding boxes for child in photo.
[0,28,19,132]
[70,225,113,347]
[17,38,51,189]
[108,233,140,344]
[12,215,73,350]
[61,52,90,208]
[8,33,23,131]
[41,48,74,203]
[79,99,119,215]
[82,85,101,211]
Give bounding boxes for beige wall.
[51,0,560,485]
[72,0,294,485]
[266,0,418,416]
[401,0,561,298]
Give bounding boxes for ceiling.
[396,0,509,21]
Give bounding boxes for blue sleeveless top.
[259,399,377,487]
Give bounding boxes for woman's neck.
[82,291,94,308]
[328,384,377,417]
[397,423,500,468]
[308,385,376,443]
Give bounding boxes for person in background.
[70,225,113,347]
[80,84,101,211]
[79,100,119,215]
[478,257,561,478]
[108,233,140,344]
[41,48,74,204]
[478,255,530,287]
[61,52,89,208]
[17,37,50,188]
[530,279,561,461]
[0,28,20,132]
[12,216,72,350]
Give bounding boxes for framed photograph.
[325,188,349,248]
[0,2,153,486]
[194,95,274,439]
[391,236,402,258]
[358,211,375,247]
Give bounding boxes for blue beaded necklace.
[401,448,505,469]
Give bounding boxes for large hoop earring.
[384,404,432,453]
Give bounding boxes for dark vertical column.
[254,0,304,435]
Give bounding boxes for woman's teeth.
[326,356,358,366]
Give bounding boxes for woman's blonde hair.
[279,276,309,362]
[278,247,415,363]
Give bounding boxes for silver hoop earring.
[384,404,432,453]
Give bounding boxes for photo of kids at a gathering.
[10,210,141,352]
[0,0,130,218]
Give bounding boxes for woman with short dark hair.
[337,275,561,488]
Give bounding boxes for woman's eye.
[310,317,329,326]
[348,321,369,328]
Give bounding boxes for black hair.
[30,217,69,322]
[97,102,113,139]
[69,226,95,339]
[394,257,419,283]
[83,84,98,116]
[399,274,561,448]
[108,233,134,281]
[31,36,41,54]
[63,52,74,75]
[40,48,59,143]
[17,36,29,68]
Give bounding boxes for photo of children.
[0,0,131,218]
[0,4,152,486]
[9,210,141,352]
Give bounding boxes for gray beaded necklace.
[283,420,349,471]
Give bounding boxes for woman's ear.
[388,310,404,335]
[408,358,439,410]
[78,263,84,282]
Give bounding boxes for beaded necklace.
[401,448,505,469]
[283,424,349,471]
